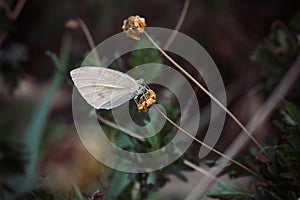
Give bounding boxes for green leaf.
[73,184,84,200]
[106,171,131,200]
[283,101,300,125]
[146,172,157,185]
[19,34,71,192]
[207,180,254,200]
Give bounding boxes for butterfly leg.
[134,95,139,106]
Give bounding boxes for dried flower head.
[138,89,156,112]
[122,15,146,40]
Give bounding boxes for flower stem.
[163,0,190,49]
[144,31,264,152]
[76,18,101,66]
[154,105,261,179]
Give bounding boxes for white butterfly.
[70,67,156,112]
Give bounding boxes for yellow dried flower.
[122,15,146,40]
[138,89,156,112]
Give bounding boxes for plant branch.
[183,159,222,184]
[76,18,101,66]
[154,105,261,179]
[21,35,71,192]
[163,0,190,49]
[144,31,264,152]
[186,54,300,199]
[95,112,145,142]
[9,0,26,20]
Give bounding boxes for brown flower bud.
[122,15,146,40]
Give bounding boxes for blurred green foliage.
[208,102,300,200]
[208,11,300,200]
[251,11,300,95]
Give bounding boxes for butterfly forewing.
[71,67,139,109]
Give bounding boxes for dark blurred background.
[15,0,300,78]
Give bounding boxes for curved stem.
[76,18,101,66]
[9,0,26,20]
[95,112,145,142]
[163,0,190,49]
[186,53,300,200]
[183,159,222,184]
[144,31,264,151]
[153,105,261,179]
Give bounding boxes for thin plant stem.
[144,31,264,152]
[153,105,261,179]
[163,0,190,49]
[183,159,222,184]
[9,0,26,20]
[21,35,71,192]
[185,54,300,200]
[95,112,145,142]
[76,18,101,66]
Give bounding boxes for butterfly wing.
[70,67,139,109]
